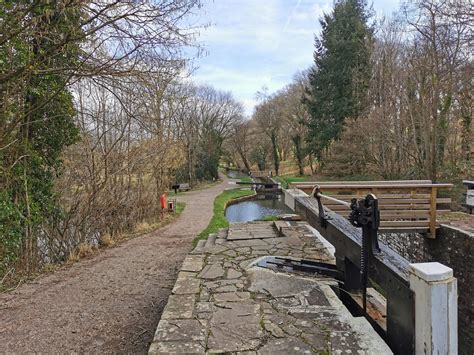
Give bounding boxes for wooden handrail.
[291,180,453,238]
[291,179,432,185]
[291,183,453,189]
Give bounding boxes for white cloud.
[191,0,401,114]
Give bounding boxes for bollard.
[160,193,166,210]
[409,262,458,355]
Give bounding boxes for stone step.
[217,228,228,239]
[215,228,228,245]
[273,220,289,235]
[205,233,217,248]
[191,239,206,254]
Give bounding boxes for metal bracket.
[313,185,329,228]
[256,256,343,280]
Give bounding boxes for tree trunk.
[239,150,251,172]
[271,131,279,176]
[292,134,305,175]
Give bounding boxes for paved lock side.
[150,221,392,354]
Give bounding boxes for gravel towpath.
[0,177,231,354]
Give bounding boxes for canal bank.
[195,170,293,245]
[192,188,256,246]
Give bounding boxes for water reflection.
[225,194,292,222]
[226,169,247,179]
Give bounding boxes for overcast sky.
[190,0,401,116]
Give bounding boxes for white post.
[409,262,458,355]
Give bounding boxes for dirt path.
[0,177,232,354]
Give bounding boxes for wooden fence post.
[429,187,438,238]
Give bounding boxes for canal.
[225,194,292,222]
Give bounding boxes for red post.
[160,193,167,210]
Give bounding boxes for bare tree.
[228,119,253,172]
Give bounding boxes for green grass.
[255,215,279,221]
[240,176,253,183]
[176,202,185,214]
[193,188,255,246]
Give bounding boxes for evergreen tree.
[304,0,373,161]
[0,1,82,272]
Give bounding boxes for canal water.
[226,169,247,179]
[225,194,292,222]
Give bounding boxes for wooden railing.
[289,180,453,237]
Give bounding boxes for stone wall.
[379,226,473,354]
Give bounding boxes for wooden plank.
[322,204,432,211]
[295,184,452,236]
[308,197,449,206]
[290,180,432,186]
[320,194,432,199]
[323,204,451,214]
[293,183,453,189]
[380,211,430,219]
[298,190,437,197]
[297,188,434,195]
[323,208,430,220]
[380,220,431,227]
[336,198,431,204]
[297,192,450,205]
[379,226,430,233]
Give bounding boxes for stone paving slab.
[227,222,278,241]
[154,320,207,342]
[160,294,195,320]
[198,263,225,280]
[180,255,204,272]
[207,302,263,353]
[149,221,393,354]
[149,340,205,354]
[172,272,200,295]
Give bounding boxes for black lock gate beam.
[294,192,415,355]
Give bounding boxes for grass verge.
[125,202,185,237]
[240,176,253,183]
[255,215,279,221]
[193,188,255,246]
